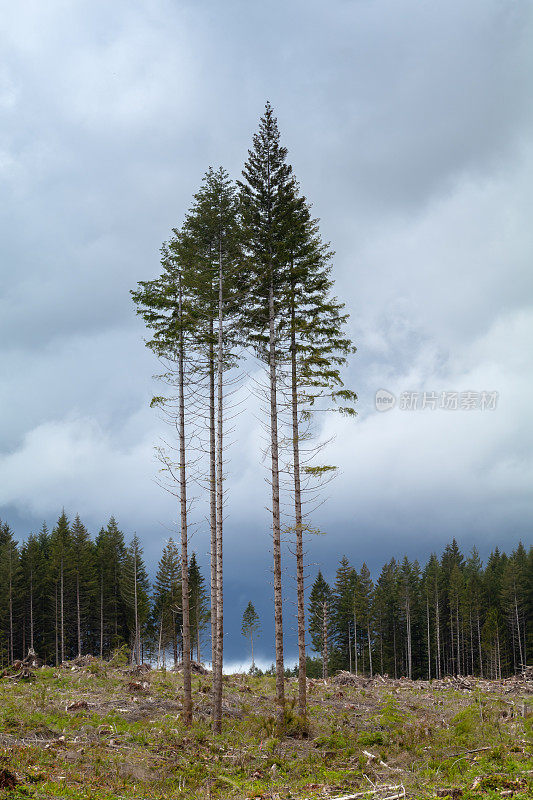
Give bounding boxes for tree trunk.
[426,595,431,680]
[348,624,352,673]
[208,332,218,703]
[322,601,328,679]
[77,572,82,658]
[477,610,483,677]
[30,567,34,651]
[100,576,104,660]
[133,549,140,665]
[367,621,373,677]
[514,586,524,671]
[178,278,192,727]
[290,303,306,719]
[353,609,358,677]
[60,557,65,664]
[8,549,13,663]
[435,590,441,679]
[251,632,254,672]
[268,282,285,726]
[55,584,59,666]
[213,251,224,733]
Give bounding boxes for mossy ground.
[0,664,531,799]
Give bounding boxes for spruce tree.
[238,102,297,724]
[153,538,181,666]
[241,601,261,672]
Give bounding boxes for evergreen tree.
[49,511,72,663]
[238,102,299,724]
[95,518,127,658]
[120,535,150,665]
[188,553,209,663]
[70,515,96,657]
[308,570,332,675]
[153,538,181,666]
[241,601,261,672]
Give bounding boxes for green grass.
[0,664,531,799]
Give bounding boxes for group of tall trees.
[308,540,532,680]
[131,102,356,728]
[0,514,209,669]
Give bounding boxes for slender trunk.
[55,584,59,666]
[133,549,140,664]
[77,572,82,658]
[208,332,218,695]
[157,615,163,668]
[178,279,192,727]
[173,612,178,668]
[353,609,358,676]
[496,627,501,679]
[456,602,461,676]
[291,299,306,719]
[100,576,104,660]
[268,282,285,724]
[514,587,524,671]
[251,632,254,672]
[60,557,64,664]
[435,590,441,679]
[30,566,34,651]
[380,615,384,675]
[348,624,352,673]
[393,621,397,679]
[477,610,483,677]
[214,250,224,733]
[8,550,13,663]
[406,598,412,679]
[426,595,431,681]
[322,601,328,679]
[367,620,373,677]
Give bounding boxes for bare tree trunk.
[60,557,65,664]
[178,279,192,727]
[208,332,218,708]
[100,576,104,660]
[30,567,34,652]
[514,587,524,671]
[322,601,328,679]
[268,282,285,725]
[477,611,483,677]
[251,631,254,672]
[427,595,431,680]
[393,621,397,679]
[55,584,59,666]
[435,591,441,679]
[157,615,163,668]
[213,253,224,733]
[290,307,306,719]
[8,550,13,663]
[353,609,358,676]
[133,549,140,665]
[406,597,412,679]
[76,572,82,658]
[367,621,373,677]
[456,603,461,676]
[348,624,352,673]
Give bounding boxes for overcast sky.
[1,0,532,666]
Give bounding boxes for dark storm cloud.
[1,0,532,662]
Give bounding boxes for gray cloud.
[1,0,532,661]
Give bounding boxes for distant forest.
[0,515,529,678]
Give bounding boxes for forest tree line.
[308,539,531,681]
[1,514,529,681]
[0,514,208,668]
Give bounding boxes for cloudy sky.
[1,0,532,666]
